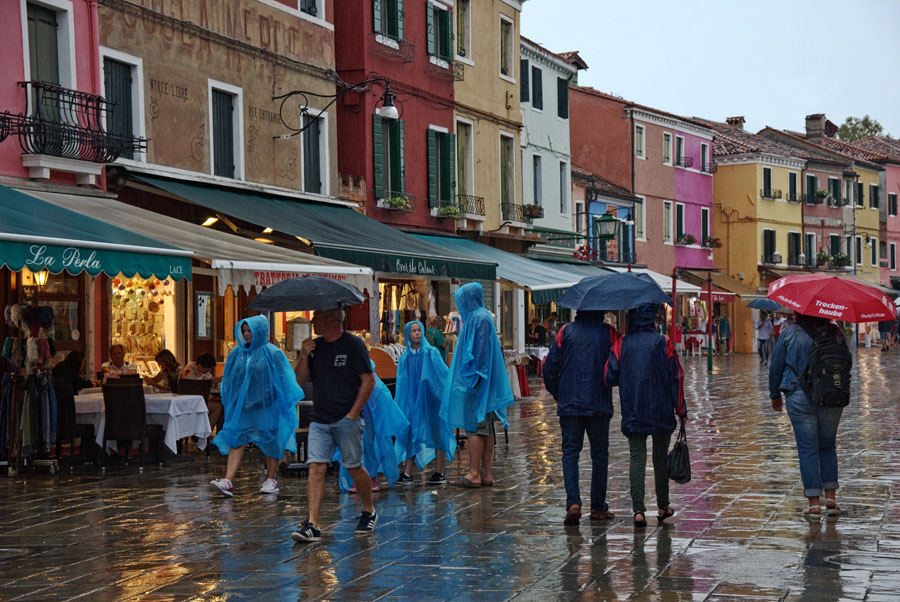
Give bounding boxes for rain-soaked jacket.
[441,283,514,432]
[604,304,686,435]
[394,321,456,468]
[768,320,848,401]
[213,315,304,457]
[335,361,410,492]
[543,311,619,416]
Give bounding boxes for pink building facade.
[672,126,715,270]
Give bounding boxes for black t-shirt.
[308,332,372,424]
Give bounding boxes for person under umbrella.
[210,316,304,497]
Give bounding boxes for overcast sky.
[521,0,900,137]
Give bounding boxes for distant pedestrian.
[877,318,894,352]
[543,310,619,525]
[442,283,515,488]
[292,308,377,542]
[769,314,850,517]
[545,312,561,341]
[210,316,303,498]
[425,316,448,363]
[717,315,730,354]
[604,304,686,528]
[756,312,774,365]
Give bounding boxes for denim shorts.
[466,412,497,437]
[307,417,365,468]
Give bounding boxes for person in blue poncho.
[334,360,410,493]
[441,282,514,488]
[210,315,304,498]
[394,321,456,486]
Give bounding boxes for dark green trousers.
[627,433,672,513]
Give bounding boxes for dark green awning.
[137,176,495,281]
[1,185,192,280]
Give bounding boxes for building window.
[871,237,878,266]
[830,234,841,258]
[870,184,880,210]
[531,154,542,206]
[845,179,853,205]
[456,120,473,197]
[805,233,815,266]
[300,0,319,17]
[27,3,60,85]
[788,232,801,265]
[633,196,644,239]
[701,143,709,172]
[828,177,841,205]
[427,3,452,61]
[519,59,529,103]
[663,133,672,165]
[675,136,685,165]
[575,201,585,233]
[427,127,455,208]
[634,124,645,158]
[856,181,864,207]
[891,242,897,270]
[531,65,542,110]
[456,0,471,58]
[210,85,242,179]
[373,115,405,199]
[103,55,140,161]
[701,207,710,244]
[675,202,685,239]
[762,167,772,198]
[889,193,898,216]
[559,161,568,214]
[763,229,776,261]
[880,240,887,262]
[500,133,515,206]
[374,0,404,40]
[788,172,797,201]
[663,201,672,243]
[855,235,863,265]
[806,174,817,203]
[557,77,568,119]
[302,114,324,194]
[499,16,513,78]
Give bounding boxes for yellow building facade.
[453,0,523,241]
[848,165,882,284]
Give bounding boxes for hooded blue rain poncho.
[393,321,457,468]
[441,283,514,432]
[213,315,304,458]
[334,361,410,492]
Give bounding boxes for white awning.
[23,190,374,296]
[604,266,702,294]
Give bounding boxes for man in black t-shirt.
[291,308,376,543]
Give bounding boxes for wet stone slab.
[2,350,900,600]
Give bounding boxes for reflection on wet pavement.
[2,350,900,601]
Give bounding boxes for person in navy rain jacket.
[604,304,686,528]
[543,310,619,526]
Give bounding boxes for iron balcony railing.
[675,156,693,168]
[523,205,544,219]
[456,194,485,216]
[761,253,781,264]
[786,191,802,202]
[760,188,782,200]
[369,31,416,63]
[3,81,146,162]
[788,255,803,266]
[501,201,529,224]
[700,162,716,173]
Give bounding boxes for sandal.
[803,506,822,518]
[824,499,841,515]
[452,477,481,488]
[564,506,581,526]
[657,506,676,524]
[633,512,647,527]
[589,509,615,521]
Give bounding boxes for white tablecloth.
[524,346,550,361]
[78,385,156,395]
[75,393,211,454]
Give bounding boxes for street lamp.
[594,213,619,240]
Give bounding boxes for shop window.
[19,268,84,359]
[427,128,456,207]
[374,0,404,40]
[109,274,176,376]
[373,114,405,199]
[302,114,324,194]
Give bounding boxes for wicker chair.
[101,381,163,468]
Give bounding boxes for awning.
[136,175,496,281]
[411,234,583,303]
[22,189,374,296]
[604,266,701,294]
[681,269,765,299]
[1,185,192,280]
[531,259,614,280]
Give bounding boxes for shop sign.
[253,271,349,287]
[699,290,734,304]
[27,244,102,271]
[393,258,437,276]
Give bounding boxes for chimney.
[805,114,826,143]
[725,116,745,129]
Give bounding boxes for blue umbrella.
[746,297,783,311]
[556,272,672,311]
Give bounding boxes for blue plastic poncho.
[393,321,457,468]
[334,361,410,492]
[213,316,304,458]
[441,283,514,432]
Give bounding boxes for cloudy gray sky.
[521,0,900,137]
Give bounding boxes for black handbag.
[666,418,691,484]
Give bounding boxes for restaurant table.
[684,332,707,356]
[75,393,211,454]
[78,385,156,395]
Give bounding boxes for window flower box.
[702,236,722,249]
[676,233,696,246]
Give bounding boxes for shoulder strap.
[555,323,568,349]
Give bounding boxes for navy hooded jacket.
[542,311,619,416]
[604,304,686,436]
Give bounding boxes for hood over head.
[403,320,432,352]
[575,310,606,323]
[455,282,484,320]
[626,304,659,333]
[235,315,270,351]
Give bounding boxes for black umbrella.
[247,276,366,312]
[556,272,672,311]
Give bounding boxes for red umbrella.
[767,273,895,323]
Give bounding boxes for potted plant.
[523,204,543,218]
[436,204,459,218]
[816,251,830,266]
[815,190,828,203]
[702,236,722,249]
[384,195,411,211]
[677,233,696,246]
[830,252,849,267]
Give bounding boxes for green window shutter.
[532,66,542,110]
[441,133,455,202]
[426,6,435,55]
[396,0,404,40]
[373,115,384,198]
[520,59,529,102]
[427,129,437,207]
[389,119,405,194]
[557,77,568,119]
[104,58,134,160]
[439,10,452,59]
[373,0,382,33]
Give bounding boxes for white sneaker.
[210,478,234,497]
[259,478,279,494]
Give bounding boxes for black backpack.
[798,323,852,408]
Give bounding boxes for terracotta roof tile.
[855,136,900,162]
[691,118,813,160]
[573,87,713,134]
[520,36,583,71]
[571,164,637,200]
[775,130,884,167]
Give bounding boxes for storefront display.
[109,274,176,376]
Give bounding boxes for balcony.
[829,254,851,269]
[523,204,544,220]
[804,192,821,204]
[675,156,694,168]
[456,194,485,217]
[761,252,782,264]
[375,190,417,213]
[430,199,459,219]
[425,54,464,81]
[760,189,782,200]
[788,254,804,267]
[700,162,716,173]
[2,82,146,184]
[501,202,529,224]
[369,31,415,63]
[785,191,802,203]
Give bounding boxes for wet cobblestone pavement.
[2,350,900,601]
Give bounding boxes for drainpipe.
[87,0,104,189]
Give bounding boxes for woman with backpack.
[768,313,850,517]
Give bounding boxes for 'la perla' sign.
[26,244,102,271]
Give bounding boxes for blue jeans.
[559,414,611,512]
[757,338,770,361]
[785,390,843,497]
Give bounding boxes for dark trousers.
[627,432,672,513]
[559,414,611,512]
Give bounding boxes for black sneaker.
[355,511,377,534]
[427,472,447,485]
[397,473,413,486]
[291,520,321,543]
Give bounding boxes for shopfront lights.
[262,227,274,234]
[34,269,49,291]
[201,217,218,227]
[254,237,274,244]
